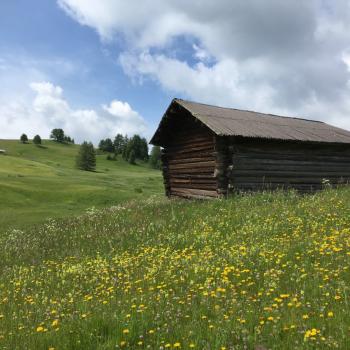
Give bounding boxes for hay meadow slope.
[0,139,163,231]
[1,188,350,349]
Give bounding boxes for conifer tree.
[76,141,96,171]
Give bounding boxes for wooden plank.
[165,142,215,153]
[235,143,350,155]
[231,166,350,174]
[168,160,215,170]
[170,178,217,184]
[169,174,216,179]
[166,151,216,160]
[167,156,215,165]
[164,145,215,155]
[170,193,216,200]
[169,182,217,190]
[169,168,214,175]
[233,157,350,167]
[232,169,350,177]
[170,188,219,198]
[234,150,350,160]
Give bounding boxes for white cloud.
[119,51,277,113]
[0,81,147,144]
[58,0,350,130]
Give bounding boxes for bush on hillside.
[20,133,28,144]
[33,135,42,145]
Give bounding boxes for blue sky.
[1,1,350,143]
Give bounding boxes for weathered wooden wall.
[226,138,350,193]
[160,107,350,198]
[161,111,218,199]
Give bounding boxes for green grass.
[0,139,163,231]
[1,188,350,349]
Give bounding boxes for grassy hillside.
[0,139,163,231]
[1,188,350,349]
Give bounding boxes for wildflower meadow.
[1,189,350,349]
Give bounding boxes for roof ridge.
[174,98,325,124]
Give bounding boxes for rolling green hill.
[0,139,163,231]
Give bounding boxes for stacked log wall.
[215,136,229,197]
[162,122,218,199]
[227,139,350,192]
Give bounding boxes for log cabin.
[150,98,350,199]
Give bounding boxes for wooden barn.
[150,98,350,199]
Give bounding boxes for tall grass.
[1,189,350,349]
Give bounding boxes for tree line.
[19,128,74,145]
[78,134,161,172]
[18,129,161,172]
[98,134,148,164]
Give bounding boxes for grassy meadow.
[1,187,350,349]
[0,139,163,231]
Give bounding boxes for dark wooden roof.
[151,98,350,146]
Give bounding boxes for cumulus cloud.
[0,81,146,143]
[102,100,147,133]
[58,0,350,129]
[119,52,277,113]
